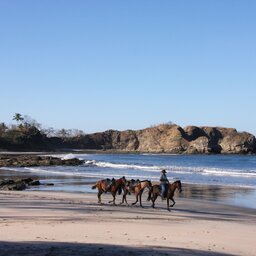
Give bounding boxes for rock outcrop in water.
[0,178,54,191]
[0,155,84,167]
[84,124,256,154]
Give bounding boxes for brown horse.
[147,180,182,211]
[120,179,152,207]
[91,176,126,205]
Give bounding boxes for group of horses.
[91,176,182,211]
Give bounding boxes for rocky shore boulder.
[0,155,84,167]
[0,178,53,191]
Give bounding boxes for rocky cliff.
[85,124,256,154]
[1,124,255,154]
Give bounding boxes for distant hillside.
[1,123,255,154]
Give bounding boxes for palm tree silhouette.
[12,113,24,125]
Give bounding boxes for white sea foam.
[61,153,76,160]
[42,153,87,160]
[85,160,167,171]
[93,161,162,171]
[201,168,256,178]
[14,167,156,180]
[84,159,256,177]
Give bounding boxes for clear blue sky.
[0,1,255,135]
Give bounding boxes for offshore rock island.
[1,123,255,154]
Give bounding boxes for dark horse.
[147,180,182,211]
[91,176,126,205]
[120,179,152,207]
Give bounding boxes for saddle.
[131,179,140,186]
[103,178,115,192]
[128,179,140,193]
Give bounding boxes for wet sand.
[0,190,255,256]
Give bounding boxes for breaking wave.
[84,159,256,179]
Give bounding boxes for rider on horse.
[160,169,169,199]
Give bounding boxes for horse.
[147,180,182,211]
[91,176,126,205]
[120,179,152,207]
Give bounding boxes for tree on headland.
[22,115,42,130]
[57,128,70,138]
[0,113,89,151]
[42,127,55,137]
[150,121,175,128]
[0,122,7,131]
[0,122,8,136]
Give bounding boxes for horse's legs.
[132,194,138,205]
[120,194,125,205]
[170,197,175,207]
[120,192,128,205]
[147,190,151,201]
[124,193,128,204]
[167,198,170,211]
[139,193,143,207]
[109,193,116,205]
[151,194,158,208]
[97,191,103,204]
[120,191,125,205]
[139,192,143,207]
[113,194,116,205]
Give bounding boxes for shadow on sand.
[0,241,232,256]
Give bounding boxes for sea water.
[2,153,256,208]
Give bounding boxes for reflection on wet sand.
[179,183,256,209]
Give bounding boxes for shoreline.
[1,152,256,210]
[1,167,256,210]
[0,190,255,256]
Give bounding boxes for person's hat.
[161,169,166,173]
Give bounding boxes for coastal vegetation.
[0,113,255,154]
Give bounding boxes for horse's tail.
[91,184,97,190]
[118,186,122,195]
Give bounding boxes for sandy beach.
[0,190,255,256]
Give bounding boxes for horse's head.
[175,180,182,193]
[119,176,126,187]
[147,180,153,188]
[140,180,152,190]
[122,176,126,182]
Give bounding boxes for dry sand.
[0,190,255,256]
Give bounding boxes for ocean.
[2,153,256,209]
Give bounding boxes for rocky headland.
[84,124,256,154]
[1,124,256,154]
